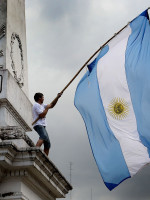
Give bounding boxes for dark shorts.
[34,125,51,149]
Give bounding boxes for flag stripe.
[75,46,131,189]
[125,11,150,154]
[97,23,150,176]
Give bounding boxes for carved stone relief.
[0,192,29,200]
[0,75,2,93]
[0,126,34,147]
[10,33,24,88]
[0,24,6,39]
[0,24,5,69]
[0,99,31,132]
[0,50,3,57]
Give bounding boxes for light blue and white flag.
[74,9,150,190]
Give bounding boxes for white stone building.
[0,1,72,199]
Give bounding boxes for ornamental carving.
[0,24,5,69]
[0,75,2,93]
[0,24,6,39]
[0,126,34,147]
[10,33,24,88]
[0,99,31,131]
[0,50,4,57]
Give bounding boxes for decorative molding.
[0,126,34,147]
[0,192,29,200]
[10,32,24,88]
[0,98,31,132]
[0,24,6,40]
[0,24,5,69]
[0,75,2,93]
[0,50,4,57]
[5,169,28,177]
[0,168,5,182]
[0,142,72,198]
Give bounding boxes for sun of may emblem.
[108,98,129,120]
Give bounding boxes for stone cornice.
[0,99,31,131]
[0,142,72,199]
[0,192,29,200]
[0,126,34,147]
[0,69,33,131]
[0,24,6,40]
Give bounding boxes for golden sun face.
[108,98,129,120]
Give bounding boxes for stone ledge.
[0,69,33,131]
[0,126,34,147]
[0,99,32,131]
[0,192,29,200]
[0,141,72,199]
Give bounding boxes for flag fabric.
[74,9,150,190]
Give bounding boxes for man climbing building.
[32,92,62,156]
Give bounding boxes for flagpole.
[32,8,150,126]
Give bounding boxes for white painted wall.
[6,0,29,96]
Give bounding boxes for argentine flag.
[74,9,150,190]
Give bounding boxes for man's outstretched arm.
[38,93,62,119]
[49,93,62,109]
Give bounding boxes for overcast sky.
[25,1,150,200]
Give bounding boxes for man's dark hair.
[34,93,44,102]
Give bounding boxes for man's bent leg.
[43,128,51,156]
[44,148,49,156]
[44,140,50,156]
[36,139,43,147]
